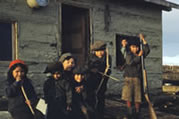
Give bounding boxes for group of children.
[5,33,150,119]
[43,40,112,119]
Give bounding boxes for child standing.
[122,34,150,119]
[43,62,72,119]
[59,53,76,82]
[71,66,95,119]
[5,59,38,119]
[86,41,111,119]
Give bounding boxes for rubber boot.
[134,108,140,119]
[128,107,133,119]
[123,107,133,119]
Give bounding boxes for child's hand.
[139,33,144,40]
[81,105,87,114]
[138,50,143,56]
[139,33,147,44]
[75,86,84,93]
[25,99,31,106]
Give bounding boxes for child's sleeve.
[43,79,54,104]
[143,44,150,58]
[5,81,21,97]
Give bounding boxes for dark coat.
[71,80,94,119]
[43,76,72,119]
[85,53,112,118]
[5,78,37,119]
[63,70,74,84]
[124,44,150,78]
[86,53,112,93]
[72,80,87,106]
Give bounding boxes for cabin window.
[116,34,139,68]
[0,22,17,61]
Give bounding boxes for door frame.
[60,3,93,64]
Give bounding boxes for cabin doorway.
[62,4,90,65]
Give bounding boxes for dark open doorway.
[62,4,90,65]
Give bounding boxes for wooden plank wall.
[73,0,163,94]
[0,0,59,95]
[0,0,163,96]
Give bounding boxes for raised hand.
[138,50,143,56]
[139,33,147,44]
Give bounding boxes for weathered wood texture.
[163,65,179,80]
[89,0,163,94]
[0,1,59,97]
[0,0,163,96]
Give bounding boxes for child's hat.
[9,59,26,69]
[73,66,87,75]
[91,41,106,51]
[129,40,139,47]
[44,62,63,74]
[59,53,73,63]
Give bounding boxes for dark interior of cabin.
[62,4,90,65]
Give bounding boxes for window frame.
[0,21,18,62]
[115,34,140,68]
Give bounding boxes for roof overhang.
[144,0,179,11]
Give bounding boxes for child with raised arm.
[122,34,150,119]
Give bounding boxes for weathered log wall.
[0,0,163,96]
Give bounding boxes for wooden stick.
[140,35,157,119]
[95,47,110,109]
[21,86,35,115]
[96,48,110,94]
[98,72,120,82]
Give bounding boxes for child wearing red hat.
[5,59,38,119]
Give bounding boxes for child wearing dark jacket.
[43,62,72,119]
[71,66,95,119]
[122,34,150,119]
[86,41,112,119]
[5,59,38,119]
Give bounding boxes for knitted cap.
[91,41,106,51]
[59,53,73,63]
[44,62,64,74]
[9,59,26,69]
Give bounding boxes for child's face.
[63,58,75,71]
[74,74,84,83]
[121,39,127,47]
[130,45,139,54]
[13,66,25,80]
[95,50,105,58]
[53,72,61,80]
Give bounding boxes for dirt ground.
[104,93,179,119]
[1,92,179,119]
